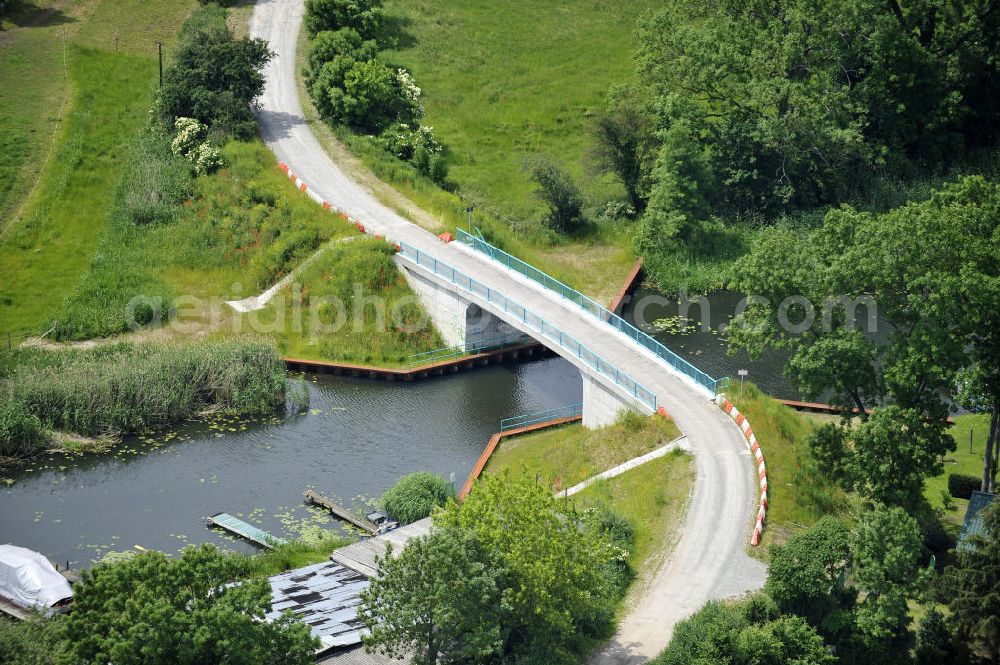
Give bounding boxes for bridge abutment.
[581,372,641,429]
[399,262,530,350]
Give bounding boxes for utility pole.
[157,42,163,88]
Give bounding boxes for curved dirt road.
[250,1,767,660]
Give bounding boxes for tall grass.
[726,382,853,553]
[0,338,285,458]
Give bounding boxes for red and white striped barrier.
[715,394,768,546]
[277,162,367,234]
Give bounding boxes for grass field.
[569,451,693,572]
[243,237,444,366]
[0,0,196,338]
[382,0,657,223]
[925,413,994,536]
[485,412,681,493]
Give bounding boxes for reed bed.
[0,339,285,458]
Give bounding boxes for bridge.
[250,0,766,659]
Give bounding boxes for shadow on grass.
[2,0,75,30]
[381,13,416,50]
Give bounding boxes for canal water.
[621,287,799,399]
[0,357,582,567]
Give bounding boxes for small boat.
[0,544,73,619]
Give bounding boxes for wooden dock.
[208,513,288,549]
[329,517,433,577]
[304,490,377,534]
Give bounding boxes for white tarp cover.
[0,544,73,611]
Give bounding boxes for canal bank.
[0,356,582,567]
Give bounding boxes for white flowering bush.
[396,68,424,119]
[379,123,441,160]
[171,117,223,174]
[191,142,224,174]
[171,117,205,157]
[376,123,447,183]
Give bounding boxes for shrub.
[307,28,377,75]
[159,5,273,139]
[948,473,981,500]
[171,118,223,175]
[313,59,419,132]
[380,472,450,524]
[651,598,835,665]
[588,506,635,596]
[304,0,384,39]
[527,156,584,233]
[807,423,850,483]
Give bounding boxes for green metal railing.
[406,332,534,367]
[397,242,657,411]
[500,403,583,432]
[456,228,722,394]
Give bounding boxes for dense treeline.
[730,177,999,494]
[655,501,1000,664]
[360,474,633,664]
[588,0,1000,288]
[0,339,285,459]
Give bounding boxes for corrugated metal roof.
[316,645,408,664]
[267,561,369,650]
[958,490,996,551]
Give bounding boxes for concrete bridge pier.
[581,371,645,429]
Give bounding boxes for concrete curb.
[715,394,768,546]
[563,435,690,497]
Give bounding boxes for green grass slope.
[0,0,196,337]
[382,0,658,223]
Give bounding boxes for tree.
[380,471,451,524]
[63,545,317,664]
[359,528,504,664]
[915,608,968,665]
[847,406,955,510]
[304,0,383,39]
[590,98,655,214]
[849,504,930,651]
[434,473,618,664]
[634,116,717,260]
[528,157,584,234]
[765,517,854,635]
[730,177,1000,425]
[159,8,273,139]
[651,597,835,665]
[948,500,1000,663]
[635,0,1000,220]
